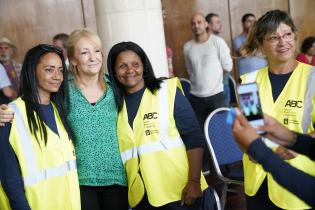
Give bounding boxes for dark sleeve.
[0,123,31,210]
[174,88,205,150]
[247,139,315,206]
[289,133,315,161]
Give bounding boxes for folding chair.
[204,107,244,210]
[228,75,238,106]
[200,186,222,210]
[179,78,191,98]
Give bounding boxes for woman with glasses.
[0,44,80,210]
[107,41,208,210]
[241,10,315,210]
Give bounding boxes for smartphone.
[237,82,265,133]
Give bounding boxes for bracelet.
[188,179,200,184]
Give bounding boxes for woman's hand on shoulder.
[0,104,14,126]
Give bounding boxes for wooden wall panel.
[0,0,314,78]
[162,0,231,78]
[229,0,289,41]
[162,0,315,79]
[162,0,195,78]
[289,0,315,52]
[0,0,96,63]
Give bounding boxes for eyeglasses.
[38,44,63,54]
[264,32,295,45]
[117,61,142,71]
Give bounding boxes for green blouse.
[66,76,127,186]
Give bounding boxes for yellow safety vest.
[0,97,80,210]
[117,78,207,207]
[241,62,315,209]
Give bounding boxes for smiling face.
[261,22,296,65]
[71,37,102,77]
[191,14,208,36]
[114,50,145,94]
[36,52,64,103]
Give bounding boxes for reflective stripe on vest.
[301,67,315,132]
[121,138,184,164]
[243,70,258,83]
[9,103,77,186]
[120,81,184,164]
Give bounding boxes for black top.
[125,86,205,149]
[247,134,315,206]
[268,71,293,102]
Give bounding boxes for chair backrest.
[204,108,243,168]
[179,78,190,98]
[228,75,238,106]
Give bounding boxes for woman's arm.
[289,134,315,161]
[248,139,315,207]
[173,88,204,205]
[0,123,31,210]
[232,112,315,206]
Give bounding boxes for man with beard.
[184,13,232,127]
[0,37,22,93]
[184,13,232,171]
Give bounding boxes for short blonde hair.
[67,28,105,89]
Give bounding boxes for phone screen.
[237,82,264,129]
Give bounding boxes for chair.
[204,107,244,210]
[200,186,222,210]
[228,75,238,106]
[179,78,191,98]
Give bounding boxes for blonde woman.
[0,29,129,210]
[66,28,128,210]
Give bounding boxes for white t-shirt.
[0,63,11,89]
[184,34,233,97]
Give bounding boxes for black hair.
[242,13,255,23]
[19,44,72,145]
[243,10,297,55]
[205,13,219,24]
[107,41,163,111]
[53,33,69,49]
[300,36,315,54]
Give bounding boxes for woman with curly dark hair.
[297,36,315,66]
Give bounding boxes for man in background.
[52,33,69,68]
[205,13,232,106]
[0,37,22,93]
[184,13,232,171]
[184,13,232,127]
[205,13,222,35]
[233,13,267,76]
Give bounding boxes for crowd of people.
[0,8,314,210]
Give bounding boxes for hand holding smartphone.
[237,82,265,134]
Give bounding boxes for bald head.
[190,13,208,37]
[191,13,206,22]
